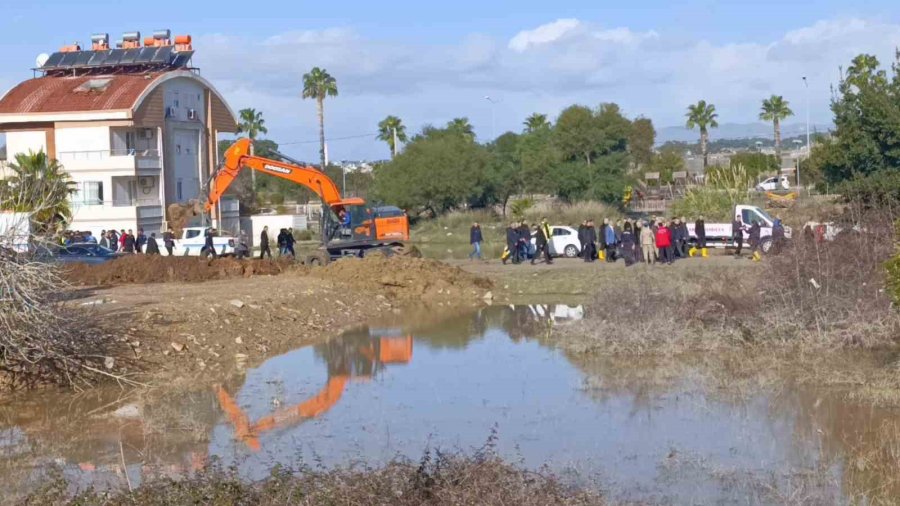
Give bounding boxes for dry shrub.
[45,444,603,505]
[0,251,128,389]
[762,209,899,346]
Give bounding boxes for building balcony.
[57,149,161,174]
[70,198,162,223]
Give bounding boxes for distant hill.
[656,122,832,144]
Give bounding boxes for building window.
[72,181,104,205]
[176,180,183,201]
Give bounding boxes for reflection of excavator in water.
[204,138,415,265]
[216,329,413,451]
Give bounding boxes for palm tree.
[523,113,550,133]
[377,115,408,157]
[0,150,74,231]
[685,100,719,171]
[759,95,794,160]
[236,108,268,188]
[446,117,475,140]
[301,67,339,169]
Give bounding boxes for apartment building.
[0,29,237,237]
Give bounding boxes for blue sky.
[1,1,899,160]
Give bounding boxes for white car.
[755,175,790,192]
[530,225,582,258]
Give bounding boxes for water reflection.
[2,304,899,503]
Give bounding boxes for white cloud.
[508,19,582,52]
[190,18,900,160]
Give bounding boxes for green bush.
[269,193,286,205]
[836,170,900,209]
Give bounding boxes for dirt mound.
[313,256,492,301]
[64,256,298,286]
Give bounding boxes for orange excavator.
[206,138,412,264]
[216,331,413,451]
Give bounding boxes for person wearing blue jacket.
[604,221,617,263]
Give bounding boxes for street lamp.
[484,95,501,141]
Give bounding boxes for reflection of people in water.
[217,328,413,451]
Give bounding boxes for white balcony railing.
[59,148,160,161]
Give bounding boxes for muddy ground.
[62,255,492,387]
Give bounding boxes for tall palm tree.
[759,95,794,160]
[685,100,719,171]
[523,113,550,133]
[0,150,74,231]
[377,115,408,157]
[302,67,339,170]
[446,117,475,140]
[236,108,268,188]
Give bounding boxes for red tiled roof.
[0,73,167,114]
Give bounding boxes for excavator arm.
[205,138,364,213]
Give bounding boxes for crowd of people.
[473,214,787,267]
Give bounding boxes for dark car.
[53,243,120,265]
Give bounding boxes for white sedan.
[530,225,582,258]
[755,175,790,192]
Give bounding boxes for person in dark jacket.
[598,219,608,259]
[577,221,588,259]
[99,230,110,250]
[732,215,744,258]
[669,218,685,258]
[285,228,296,257]
[633,220,643,260]
[469,222,483,260]
[532,219,553,265]
[695,216,707,257]
[517,222,531,261]
[584,220,597,262]
[771,216,786,255]
[620,222,636,266]
[163,228,176,256]
[603,220,617,262]
[259,226,272,259]
[145,233,160,255]
[202,228,218,259]
[505,223,520,264]
[123,229,136,253]
[135,228,147,254]
[748,220,762,261]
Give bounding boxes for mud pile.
[313,256,492,302]
[64,256,298,286]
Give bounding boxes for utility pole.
[802,76,810,191]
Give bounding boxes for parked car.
[53,243,120,265]
[755,175,790,192]
[530,225,582,258]
[685,204,792,254]
[159,227,236,256]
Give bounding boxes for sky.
[1,0,899,161]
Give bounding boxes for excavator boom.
[206,138,362,213]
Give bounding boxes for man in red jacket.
[655,221,673,265]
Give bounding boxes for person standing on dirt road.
[732,215,744,258]
[656,221,673,264]
[260,226,272,259]
[695,216,707,256]
[163,228,175,256]
[123,229,136,254]
[584,220,597,262]
[505,223,520,264]
[620,222,636,266]
[99,230,110,250]
[748,220,762,261]
[469,223,483,260]
[135,228,147,254]
[203,228,218,259]
[532,219,553,265]
[286,228,296,257]
[604,219,617,263]
[145,233,160,255]
[640,220,656,264]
